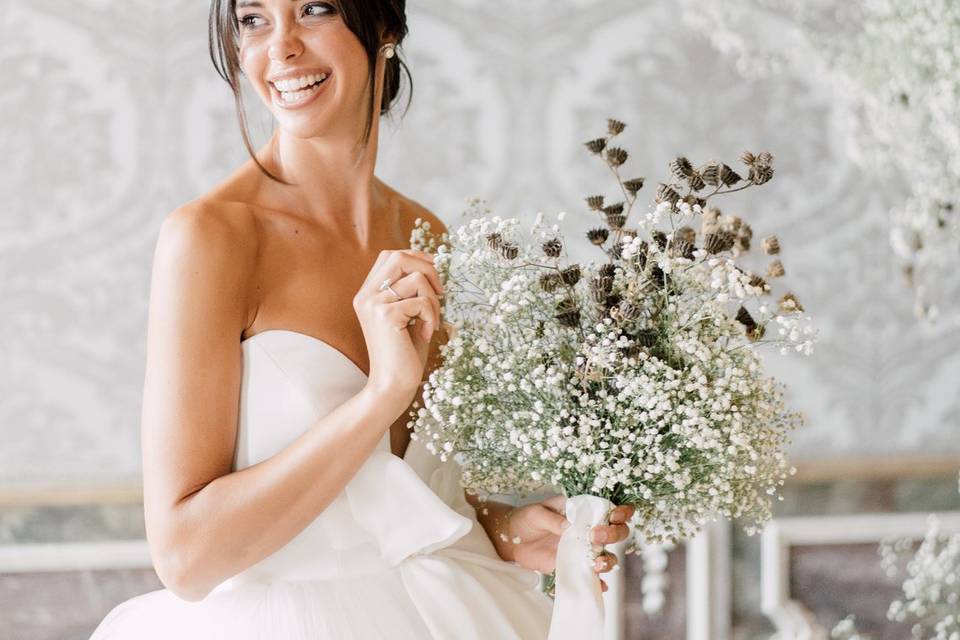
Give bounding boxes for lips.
[269,72,332,109]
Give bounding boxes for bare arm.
[141,205,411,601]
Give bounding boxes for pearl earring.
[382,43,396,59]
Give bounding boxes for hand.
[505,495,636,592]
[353,249,444,411]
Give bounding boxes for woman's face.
[234,0,375,140]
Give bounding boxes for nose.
[267,23,303,62]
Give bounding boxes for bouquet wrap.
[547,494,614,640]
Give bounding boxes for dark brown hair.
[208,0,412,183]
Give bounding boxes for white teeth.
[272,72,328,92]
[277,76,328,105]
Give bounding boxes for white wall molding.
[761,511,960,640]
[0,540,152,574]
[687,519,731,640]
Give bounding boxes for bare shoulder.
[151,198,261,335]
[159,198,258,256]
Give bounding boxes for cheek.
[238,44,263,82]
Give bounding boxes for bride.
[90,1,634,638]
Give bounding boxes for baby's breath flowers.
[882,513,960,640]
[683,0,960,321]
[408,118,816,549]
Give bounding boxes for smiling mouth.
[270,73,331,107]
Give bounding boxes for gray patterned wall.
[2,0,958,492]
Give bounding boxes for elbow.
[152,541,213,603]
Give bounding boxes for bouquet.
[407,118,817,639]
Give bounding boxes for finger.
[390,297,436,335]
[379,274,441,340]
[395,248,438,266]
[609,504,636,524]
[593,551,618,573]
[539,494,567,515]
[591,523,631,544]
[530,504,571,537]
[384,253,443,296]
[378,270,436,302]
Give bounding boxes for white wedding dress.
[90,329,554,639]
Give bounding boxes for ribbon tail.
[547,494,614,640]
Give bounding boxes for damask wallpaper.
[2,0,958,490]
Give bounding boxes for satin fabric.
[89,329,553,639]
[546,495,613,640]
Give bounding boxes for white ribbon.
[547,493,614,640]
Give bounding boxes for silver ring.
[379,277,404,301]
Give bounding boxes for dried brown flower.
[542,238,563,257]
[587,228,609,245]
[590,275,613,304]
[500,242,519,260]
[739,150,756,166]
[599,263,616,278]
[607,118,627,135]
[747,324,766,342]
[683,194,707,209]
[735,305,756,329]
[652,230,668,250]
[749,164,774,185]
[671,239,696,260]
[560,265,581,286]
[779,292,804,313]
[704,230,736,254]
[539,272,562,292]
[749,274,769,292]
[606,147,628,167]
[762,235,781,255]
[767,259,785,278]
[623,177,645,195]
[585,195,605,210]
[603,202,624,216]
[649,265,668,288]
[486,232,502,250]
[634,329,657,347]
[669,156,695,180]
[605,212,626,230]
[614,301,639,321]
[719,164,742,186]
[555,298,581,328]
[676,226,697,244]
[584,138,607,155]
[687,172,706,192]
[701,161,721,186]
[655,183,681,205]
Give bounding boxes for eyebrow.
[236,0,298,8]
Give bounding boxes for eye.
[302,2,335,17]
[237,14,265,30]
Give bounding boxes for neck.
[255,114,390,250]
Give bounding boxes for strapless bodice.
[212,328,521,591]
[89,328,554,640]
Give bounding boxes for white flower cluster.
[682,0,960,320]
[881,514,960,640]
[407,191,814,545]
